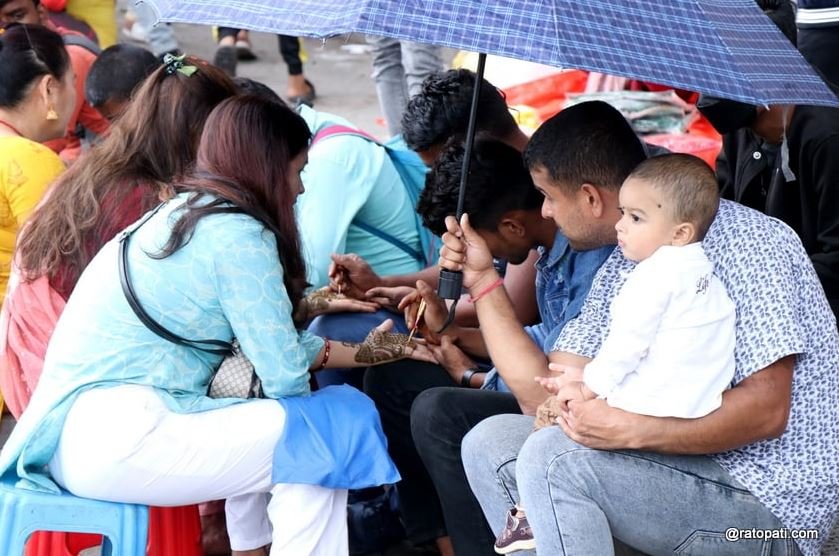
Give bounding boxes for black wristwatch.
[460,367,481,388]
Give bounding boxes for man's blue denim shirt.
[483,231,614,392]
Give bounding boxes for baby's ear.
[672,222,697,246]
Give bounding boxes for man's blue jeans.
[462,414,801,555]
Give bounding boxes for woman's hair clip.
[163,53,198,77]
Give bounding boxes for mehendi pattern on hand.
[352,329,412,364]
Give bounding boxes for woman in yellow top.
[0,23,76,302]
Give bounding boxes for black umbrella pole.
[438,52,487,306]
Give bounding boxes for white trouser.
[49,385,348,555]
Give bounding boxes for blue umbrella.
[141,0,838,107]
[141,0,837,304]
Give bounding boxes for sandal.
[235,38,258,61]
[288,79,317,107]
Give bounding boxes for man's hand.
[430,336,477,384]
[439,214,497,290]
[556,398,639,450]
[328,253,382,300]
[399,280,453,344]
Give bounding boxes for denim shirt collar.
[535,230,571,273]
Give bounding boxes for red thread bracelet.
[317,339,331,370]
[469,277,504,303]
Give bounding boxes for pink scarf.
[0,269,65,419]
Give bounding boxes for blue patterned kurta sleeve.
[211,219,324,399]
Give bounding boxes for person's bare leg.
[287,74,311,98]
[436,535,455,556]
[201,509,231,556]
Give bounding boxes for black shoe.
[213,45,237,76]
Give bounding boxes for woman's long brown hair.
[17,57,237,297]
[158,96,312,311]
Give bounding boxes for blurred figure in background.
[84,43,160,122]
[214,28,316,105]
[367,37,444,137]
[797,0,839,86]
[0,0,109,162]
[697,0,839,320]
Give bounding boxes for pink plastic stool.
[24,505,203,556]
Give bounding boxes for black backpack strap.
[118,204,233,356]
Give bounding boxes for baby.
[495,153,736,554]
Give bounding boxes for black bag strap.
[61,33,102,56]
[117,204,233,356]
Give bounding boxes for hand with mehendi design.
[351,319,435,365]
[300,287,380,320]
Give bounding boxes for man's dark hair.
[233,77,285,105]
[523,100,646,193]
[402,69,518,152]
[85,44,158,107]
[757,0,796,46]
[629,154,720,240]
[418,137,542,236]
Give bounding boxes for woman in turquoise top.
[0,95,430,556]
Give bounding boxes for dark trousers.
[363,359,521,553]
[217,28,303,75]
[798,26,839,88]
[364,361,453,545]
[412,387,521,555]
[278,35,303,75]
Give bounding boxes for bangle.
[468,277,504,303]
[317,339,331,370]
[460,367,480,387]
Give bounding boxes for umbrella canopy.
[140,0,838,107]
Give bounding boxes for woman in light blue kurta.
[0,96,426,556]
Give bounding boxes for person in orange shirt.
[0,0,108,163]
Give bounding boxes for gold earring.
[46,106,58,121]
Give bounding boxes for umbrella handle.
[437,268,463,300]
[435,269,461,333]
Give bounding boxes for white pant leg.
[268,484,348,556]
[50,385,348,553]
[226,493,272,550]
